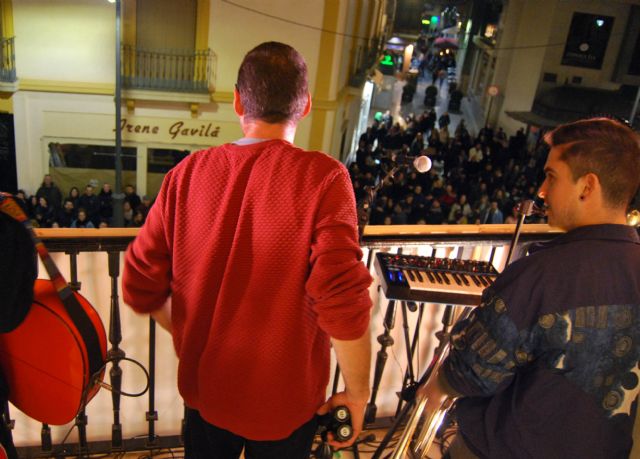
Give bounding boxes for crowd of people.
[349,110,548,226]
[12,175,153,228]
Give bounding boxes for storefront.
[14,91,242,199]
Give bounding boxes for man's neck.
[566,207,628,231]
[240,119,297,143]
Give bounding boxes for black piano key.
[432,271,444,284]
[415,270,424,282]
[459,273,470,286]
[469,274,482,287]
[406,270,415,282]
[440,272,451,285]
[426,270,436,283]
[451,272,463,286]
[478,275,489,287]
[483,275,494,286]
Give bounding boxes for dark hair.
[236,42,308,124]
[544,117,640,209]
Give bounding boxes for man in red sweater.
[123,42,373,458]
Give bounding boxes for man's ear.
[580,172,600,201]
[233,87,244,117]
[300,92,312,119]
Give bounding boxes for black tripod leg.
[371,399,416,459]
[365,299,397,424]
[395,302,425,417]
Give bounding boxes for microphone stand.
[357,165,400,241]
[505,199,537,266]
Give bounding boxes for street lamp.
[111,0,124,227]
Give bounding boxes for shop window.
[48,143,136,170]
[147,148,189,173]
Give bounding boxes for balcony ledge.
[122,88,211,104]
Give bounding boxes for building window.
[123,0,214,93]
[49,143,136,170]
[136,0,196,51]
[147,148,189,174]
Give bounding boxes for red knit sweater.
[123,139,372,440]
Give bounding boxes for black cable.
[221,0,370,41]
[42,355,152,458]
[92,356,151,397]
[220,1,628,54]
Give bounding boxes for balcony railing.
[121,45,216,93]
[0,37,16,83]
[11,225,560,457]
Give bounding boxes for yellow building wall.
[496,0,558,133]
[540,0,631,92]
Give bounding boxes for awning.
[505,111,561,128]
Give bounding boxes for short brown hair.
[544,117,640,209]
[236,42,309,124]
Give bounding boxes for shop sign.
[562,12,614,69]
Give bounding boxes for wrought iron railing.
[121,46,215,93]
[0,37,16,83]
[9,225,559,458]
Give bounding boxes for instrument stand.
[371,304,460,459]
[394,301,425,418]
[40,423,52,453]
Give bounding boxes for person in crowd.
[35,174,62,211]
[122,42,372,458]
[438,112,450,129]
[77,185,100,227]
[34,196,56,227]
[67,186,80,210]
[98,183,113,224]
[123,184,141,212]
[410,132,425,156]
[426,199,445,224]
[480,200,504,224]
[13,190,29,214]
[27,195,38,220]
[419,117,640,459]
[71,208,94,228]
[130,210,145,227]
[137,195,153,217]
[57,199,76,228]
[391,203,409,225]
[448,194,472,223]
[0,195,38,459]
[122,201,133,227]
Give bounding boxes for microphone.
[515,198,547,217]
[413,155,432,173]
[392,152,432,173]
